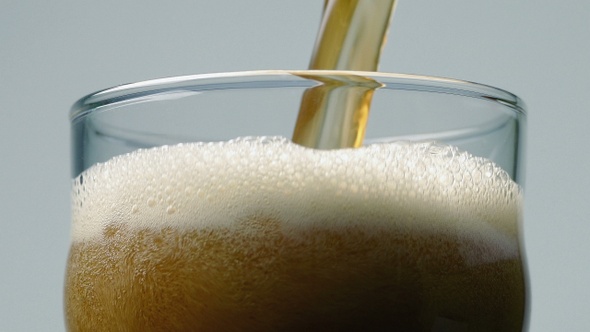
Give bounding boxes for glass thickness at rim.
[70,70,526,121]
[70,70,526,183]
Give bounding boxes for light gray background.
[1,0,588,331]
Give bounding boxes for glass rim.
[70,70,526,122]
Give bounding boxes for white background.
[1,0,589,331]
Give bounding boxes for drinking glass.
[67,70,527,331]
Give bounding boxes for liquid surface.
[66,137,525,331]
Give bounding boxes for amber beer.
[293,0,397,149]
[65,137,526,331]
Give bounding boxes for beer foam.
[72,137,521,251]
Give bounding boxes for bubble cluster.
[71,137,521,243]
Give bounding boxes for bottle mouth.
[70,70,525,122]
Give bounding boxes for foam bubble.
[71,137,521,251]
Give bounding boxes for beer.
[293,0,397,149]
[66,137,525,331]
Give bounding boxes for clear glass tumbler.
[67,70,527,331]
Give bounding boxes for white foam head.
[72,137,521,249]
